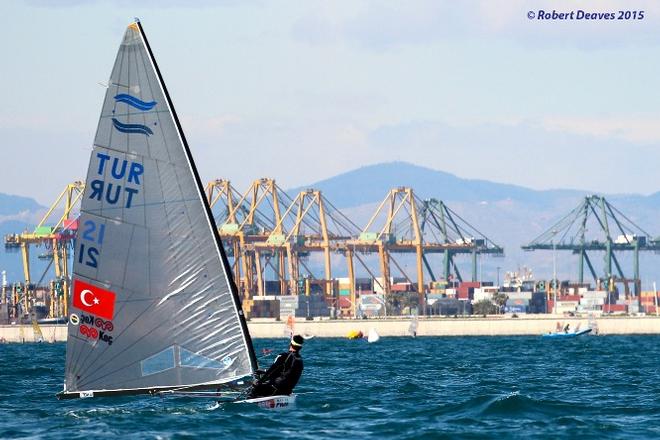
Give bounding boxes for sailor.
[564,323,570,333]
[249,335,304,397]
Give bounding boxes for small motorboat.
[541,328,592,339]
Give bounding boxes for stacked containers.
[355,278,373,293]
[457,282,480,300]
[250,296,281,318]
[603,304,627,313]
[337,277,351,298]
[640,291,660,313]
[529,291,547,314]
[505,298,529,313]
[278,295,330,320]
[426,298,471,316]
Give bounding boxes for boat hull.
[235,394,296,409]
[541,328,592,339]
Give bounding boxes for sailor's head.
[289,334,304,352]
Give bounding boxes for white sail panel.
[61,22,256,398]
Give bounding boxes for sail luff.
[133,20,258,373]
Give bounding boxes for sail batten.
[60,21,256,399]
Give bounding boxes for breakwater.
[4,316,660,342]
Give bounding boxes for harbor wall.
[3,316,660,342]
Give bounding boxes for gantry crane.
[419,198,504,282]
[3,181,84,318]
[347,188,505,309]
[207,178,285,299]
[522,195,660,296]
[255,188,358,297]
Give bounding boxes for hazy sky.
[2,0,660,205]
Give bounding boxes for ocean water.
[1,336,659,439]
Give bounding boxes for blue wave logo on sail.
[112,118,154,136]
[114,94,157,111]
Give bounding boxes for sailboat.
[57,20,293,409]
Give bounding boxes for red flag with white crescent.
[72,279,116,320]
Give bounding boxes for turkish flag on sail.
[72,279,116,320]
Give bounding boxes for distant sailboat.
[408,315,418,337]
[57,21,270,403]
[367,328,380,343]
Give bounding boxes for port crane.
[419,198,504,282]
[522,195,660,296]
[3,181,84,319]
[347,188,505,308]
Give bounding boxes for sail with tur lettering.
[58,21,257,399]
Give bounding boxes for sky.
[1,0,660,205]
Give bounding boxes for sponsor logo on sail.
[114,93,157,111]
[78,312,114,345]
[69,313,80,326]
[112,118,154,136]
[72,279,116,320]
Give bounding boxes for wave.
[112,118,154,136]
[114,94,157,111]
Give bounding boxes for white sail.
[59,21,256,399]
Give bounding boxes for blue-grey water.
[1,336,659,439]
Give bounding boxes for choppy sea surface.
[1,336,659,439]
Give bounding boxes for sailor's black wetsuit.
[249,351,303,397]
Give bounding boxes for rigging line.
[587,201,610,240]
[35,255,54,286]
[323,198,361,232]
[444,205,500,247]
[608,203,652,237]
[559,201,585,244]
[530,202,580,244]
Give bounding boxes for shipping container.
[63,219,79,230]
[426,298,471,316]
[507,291,532,300]
[581,290,608,299]
[391,283,412,292]
[602,304,627,313]
[643,305,659,314]
[506,298,530,307]
[34,226,53,236]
